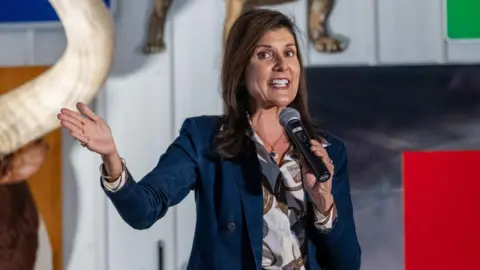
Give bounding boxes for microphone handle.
[284,119,331,182]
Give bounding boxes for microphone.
[279,107,331,182]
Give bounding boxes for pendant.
[270,151,277,159]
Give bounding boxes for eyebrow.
[255,43,296,48]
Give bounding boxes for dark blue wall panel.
[0,0,111,23]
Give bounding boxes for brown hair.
[214,8,318,159]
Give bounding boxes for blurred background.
[0,0,478,269]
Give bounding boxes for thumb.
[299,156,312,175]
[300,158,316,190]
[303,172,317,192]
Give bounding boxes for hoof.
[142,42,166,54]
[313,37,344,53]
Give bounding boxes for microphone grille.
[279,107,301,126]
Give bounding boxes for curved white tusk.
[0,0,115,157]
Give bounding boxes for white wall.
[1,0,479,270]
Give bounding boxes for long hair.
[214,9,318,159]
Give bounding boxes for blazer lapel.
[232,140,264,269]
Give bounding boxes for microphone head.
[279,107,301,127]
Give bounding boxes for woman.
[58,9,361,270]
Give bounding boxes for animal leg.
[308,0,343,53]
[224,0,246,45]
[143,0,172,54]
[244,0,296,7]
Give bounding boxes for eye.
[257,51,273,59]
[285,50,296,57]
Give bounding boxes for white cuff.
[102,169,127,192]
[313,203,335,230]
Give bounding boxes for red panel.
[403,151,480,270]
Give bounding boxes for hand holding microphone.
[279,107,335,215]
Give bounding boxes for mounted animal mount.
[225,0,346,53]
[0,139,48,270]
[142,0,346,54]
[143,0,171,53]
[306,0,347,53]
[0,0,114,157]
[0,0,114,267]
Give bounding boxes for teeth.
[269,79,289,87]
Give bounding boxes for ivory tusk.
[0,0,115,157]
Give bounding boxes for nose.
[273,56,288,72]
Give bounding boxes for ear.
[14,139,50,180]
[0,139,49,184]
[14,156,47,180]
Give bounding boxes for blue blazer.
[102,115,361,270]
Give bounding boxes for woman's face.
[244,27,301,111]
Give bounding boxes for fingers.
[310,140,329,160]
[57,103,98,148]
[59,107,88,126]
[57,102,98,126]
[60,118,83,135]
[310,139,334,171]
[70,130,89,145]
[76,102,99,122]
[303,173,318,192]
[58,111,83,130]
[59,117,89,143]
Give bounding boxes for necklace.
[259,133,284,160]
[246,113,285,160]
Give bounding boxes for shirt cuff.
[102,169,127,192]
[313,202,336,230]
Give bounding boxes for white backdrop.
[0,0,479,269]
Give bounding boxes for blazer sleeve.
[100,118,200,230]
[311,142,362,270]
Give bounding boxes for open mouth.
[268,78,290,89]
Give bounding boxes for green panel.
[446,0,480,39]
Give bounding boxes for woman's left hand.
[301,139,335,216]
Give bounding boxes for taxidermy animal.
[0,139,48,270]
[143,0,171,53]
[0,0,114,268]
[143,0,344,54]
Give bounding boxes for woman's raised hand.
[58,102,117,157]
